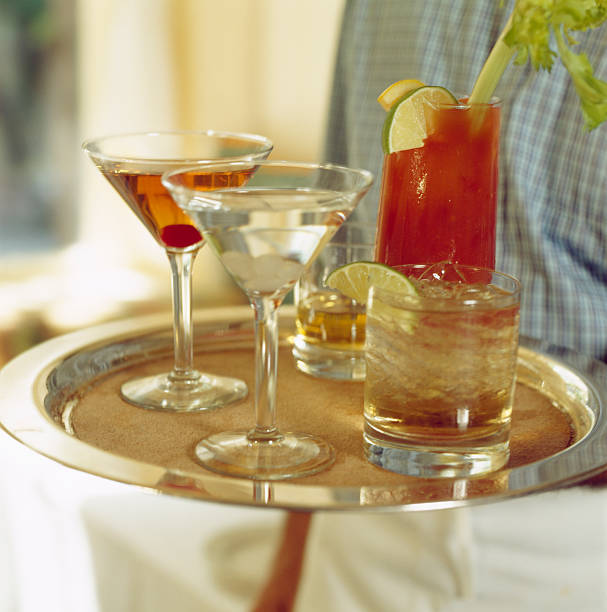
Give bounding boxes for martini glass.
[82,131,273,412]
[163,160,373,479]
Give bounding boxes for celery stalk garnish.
[469,0,607,130]
[469,14,515,106]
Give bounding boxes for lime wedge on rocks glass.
[325,261,416,305]
[382,85,458,153]
[326,261,419,331]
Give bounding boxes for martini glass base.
[194,431,336,480]
[120,372,248,412]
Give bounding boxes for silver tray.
[0,305,606,512]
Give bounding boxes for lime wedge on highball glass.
[382,85,458,153]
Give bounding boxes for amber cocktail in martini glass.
[83,130,272,412]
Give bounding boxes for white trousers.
[296,488,607,612]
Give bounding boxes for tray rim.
[1,305,606,512]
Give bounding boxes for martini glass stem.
[250,296,282,441]
[166,248,200,384]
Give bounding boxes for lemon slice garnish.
[377,79,426,111]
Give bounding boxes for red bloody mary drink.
[375,98,501,268]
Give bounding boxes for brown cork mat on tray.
[67,344,584,489]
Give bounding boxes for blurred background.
[0,0,345,362]
[0,3,346,609]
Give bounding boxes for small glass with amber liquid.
[293,223,375,380]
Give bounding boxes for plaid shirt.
[324,0,607,361]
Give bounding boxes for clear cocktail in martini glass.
[164,160,373,479]
[83,131,273,412]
